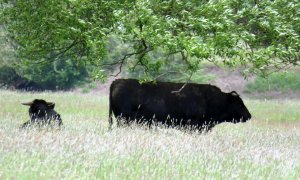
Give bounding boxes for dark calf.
[21,99,62,128]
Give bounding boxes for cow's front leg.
[21,121,31,128]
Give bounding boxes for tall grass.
[0,90,299,179]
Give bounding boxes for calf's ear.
[47,102,55,109]
[21,101,33,106]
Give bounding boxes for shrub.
[245,71,300,93]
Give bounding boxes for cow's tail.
[108,83,113,130]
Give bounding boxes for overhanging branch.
[103,38,153,77]
[171,72,194,94]
[19,40,79,65]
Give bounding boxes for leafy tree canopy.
[1,0,299,81]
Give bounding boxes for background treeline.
[1,24,300,92]
[0,26,214,90]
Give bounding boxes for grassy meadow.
[0,90,300,179]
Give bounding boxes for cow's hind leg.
[197,123,215,133]
[116,115,125,127]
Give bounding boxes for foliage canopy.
[1,0,299,81]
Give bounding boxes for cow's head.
[224,91,252,123]
[22,99,55,118]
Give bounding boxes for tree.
[1,0,299,81]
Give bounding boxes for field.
[0,90,300,179]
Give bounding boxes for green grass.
[0,90,300,179]
[245,71,300,93]
[249,99,300,123]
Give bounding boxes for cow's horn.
[230,91,239,96]
[47,102,55,105]
[21,101,33,106]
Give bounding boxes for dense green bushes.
[20,59,90,90]
[245,71,300,93]
[0,62,90,90]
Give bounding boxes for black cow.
[21,99,63,128]
[109,79,251,131]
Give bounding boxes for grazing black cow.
[109,79,251,131]
[21,99,62,128]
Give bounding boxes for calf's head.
[224,91,252,123]
[22,99,55,119]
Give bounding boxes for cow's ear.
[21,101,33,106]
[230,91,239,97]
[47,102,55,109]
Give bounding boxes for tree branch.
[50,40,79,59]
[107,38,153,77]
[154,71,180,80]
[21,40,79,65]
[171,72,194,94]
[108,47,152,77]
